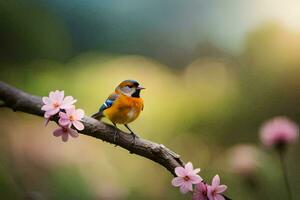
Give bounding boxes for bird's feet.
[123,124,139,146]
[113,130,119,146]
[130,132,139,145]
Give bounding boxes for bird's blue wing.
[99,93,118,112]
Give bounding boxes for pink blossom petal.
[75,109,85,119]
[175,167,187,177]
[44,112,51,118]
[58,118,71,126]
[193,168,201,174]
[61,104,75,110]
[45,108,60,116]
[63,96,73,103]
[49,91,55,99]
[215,194,225,200]
[61,133,69,142]
[73,120,84,130]
[69,105,76,111]
[45,118,50,126]
[53,128,63,137]
[189,174,203,184]
[215,185,227,193]
[193,193,208,200]
[171,177,184,187]
[179,182,193,193]
[41,104,52,111]
[193,182,208,200]
[195,182,207,193]
[59,111,68,119]
[185,162,194,172]
[212,175,220,187]
[56,90,64,102]
[61,96,77,109]
[207,186,214,200]
[42,97,51,104]
[53,90,64,102]
[69,129,79,138]
[66,107,75,116]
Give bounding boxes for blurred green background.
[0,0,300,199]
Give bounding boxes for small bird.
[92,80,145,141]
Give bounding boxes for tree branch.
[0,81,184,175]
[0,81,231,200]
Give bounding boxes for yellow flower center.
[69,115,75,121]
[53,102,60,108]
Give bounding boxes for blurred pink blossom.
[207,175,227,200]
[260,116,299,148]
[193,182,208,200]
[58,108,85,130]
[228,144,260,176]
[53,126,79,142]
[171,162,203,194]
[41,90,76,118]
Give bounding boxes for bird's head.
[115,80,145,98]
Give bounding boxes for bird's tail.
[91,111,104,120]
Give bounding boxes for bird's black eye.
[128,85,133,88]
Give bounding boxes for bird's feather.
[99,93,118,112]
[91,93,119,120]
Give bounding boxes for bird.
[91,80,145,142]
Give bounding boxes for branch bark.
[0,81,184,175]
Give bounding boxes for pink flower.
[228,145,260,176]
[53,126,79,142]
[260,116,299,148]
[58,108,85,130]
[207,175,227,200]
[41,90,77,118]
[193,182,208,200]
[171,162,203,194]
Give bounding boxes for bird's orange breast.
[103,94,143,124]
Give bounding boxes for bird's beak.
[137,86,145,90]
